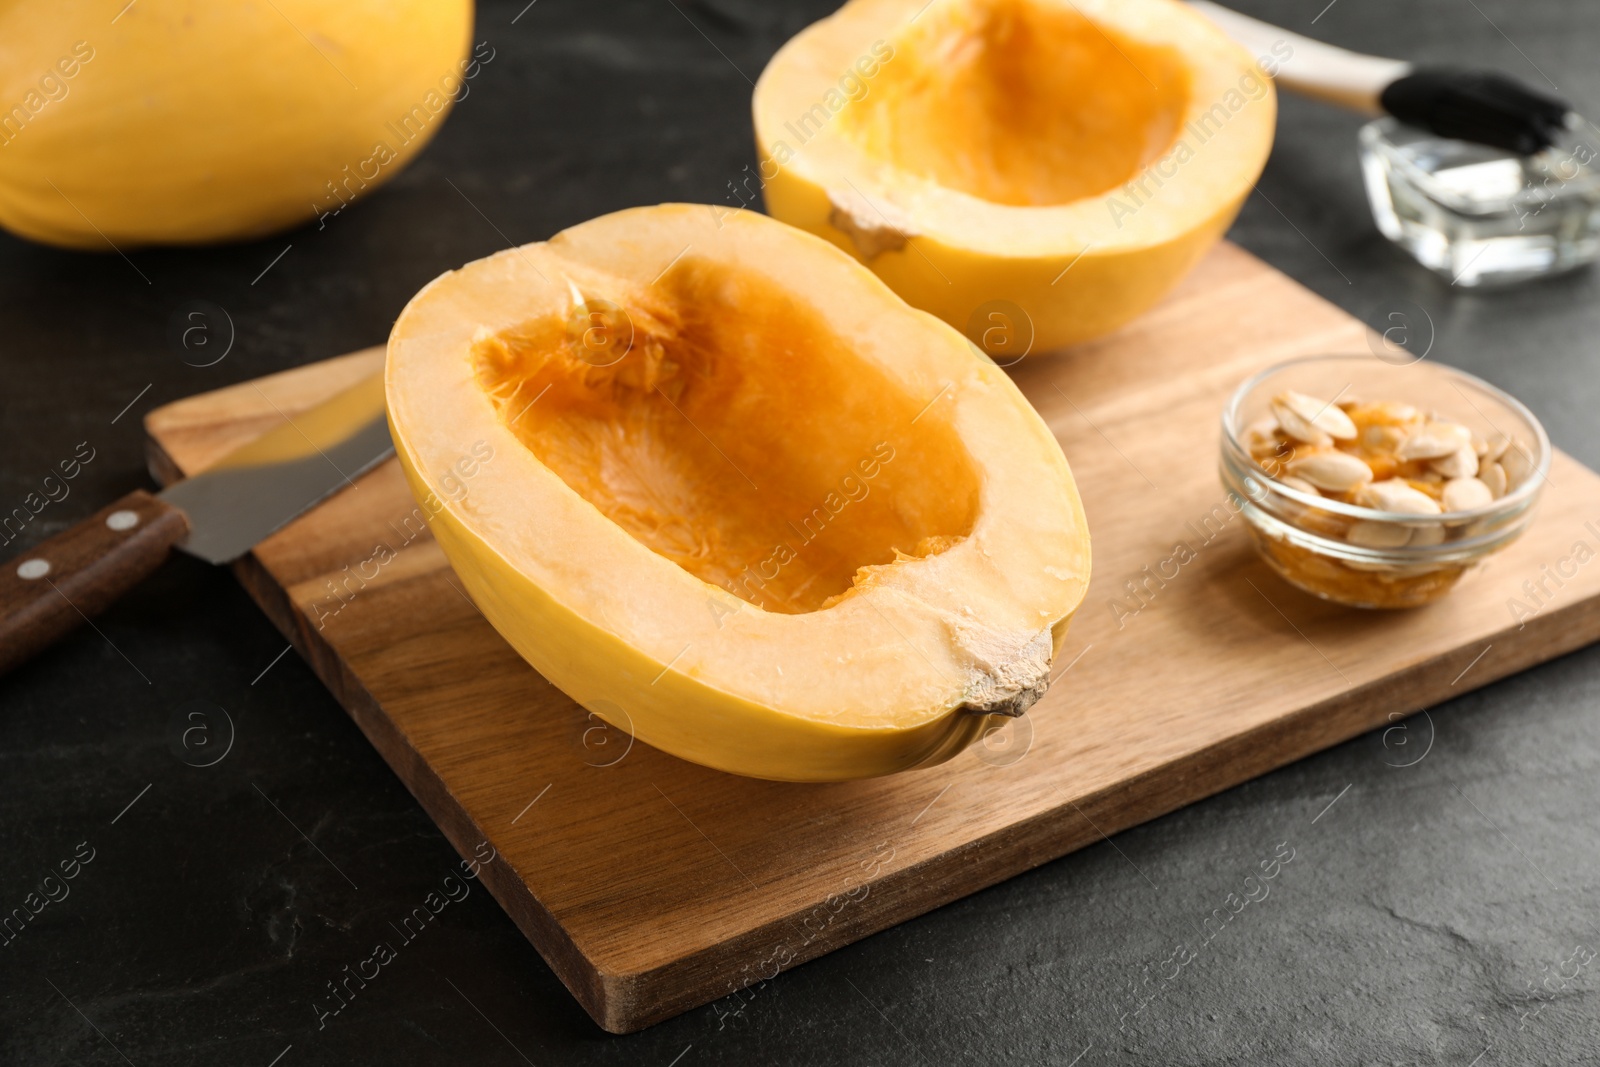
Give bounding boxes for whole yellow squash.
[0,0,475,248]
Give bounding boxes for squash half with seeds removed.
[386,204,1089,781]
[753,0,1277,352]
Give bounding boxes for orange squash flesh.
[471,261,982,615]
[841,0,1194,207]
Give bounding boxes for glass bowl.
[1358,116,1600,287]
[1220,354,1550,609]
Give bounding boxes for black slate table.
[4,1,1599,1063]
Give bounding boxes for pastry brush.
[1191,1,1576,155]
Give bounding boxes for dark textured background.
[3,1,1599,1063]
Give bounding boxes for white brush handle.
[1190,1,1411,114]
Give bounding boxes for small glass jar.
[1220,354,1550,609]
[1358,116,1600,286]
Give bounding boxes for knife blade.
[0,370,392,674]
[161,372,391,563]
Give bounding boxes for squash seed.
[1398,421,1473,461]
[1357,478,1442,515]
[1275,391,1357,441]
[1442,476,1495,512]
[1410,523,1446,546]
[1347,519,1412,548]
[1430,443,1479,480]
[1342,559,1404,573]
[1479,460,1508,498]
[1270,399,1331,446]
[1499,442,1533,490]
[1482,432,1511,463]
[1288,450,1374,492]
[1277,474,1321,495]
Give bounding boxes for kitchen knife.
[0,371,392,675]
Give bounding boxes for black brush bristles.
[1381,68,1574,155]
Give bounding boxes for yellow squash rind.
[387,205,1091,781]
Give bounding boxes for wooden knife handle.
[0,490,189,675]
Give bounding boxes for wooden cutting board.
[144,242,1600,1033]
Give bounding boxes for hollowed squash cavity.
[472,259,980,614]
[840,0,1192,207]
